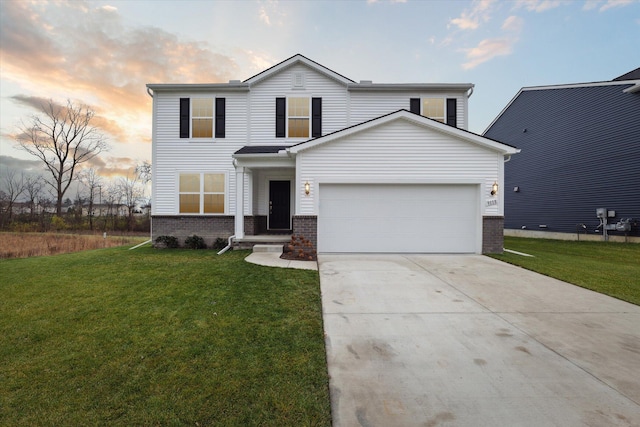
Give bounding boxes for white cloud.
[449,0,497,30]
[259,6,271,25]
[502,15,524,32]
[461,38,513,69]
[461,15,523,69]
[516,0,563,12]
[599,0,635,11]
[583,0,636,12]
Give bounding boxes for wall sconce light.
[304,181,310,196]
[491,181,498,196]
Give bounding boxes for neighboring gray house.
[484,69,640,240]
[147,54,518,253]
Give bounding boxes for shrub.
[155,235,179,249]
[184,234,207,249]
[212,237,228,250]
[50,216,67,231]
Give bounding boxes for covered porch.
[232,146,304,243]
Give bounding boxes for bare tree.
[103,183,122,231]
[118,171,145,231]
[0,169,25,227]
[135,161,152,185]
[23,174,44,220]
[15,99,109,216]
[79,168,103,230]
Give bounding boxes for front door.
[269,180,291,230]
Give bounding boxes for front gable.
[243,54,354,86]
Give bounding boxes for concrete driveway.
[319,254,640,427]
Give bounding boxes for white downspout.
[217,235,236,255]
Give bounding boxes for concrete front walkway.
[319,254,640,427]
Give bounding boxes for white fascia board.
[623,83,640,93]
[348,83,474,92]
[232,153,294,169]
[146,83,249,92]
[243,54,354,86]
[520,79,640,92]
[289,110,519,156]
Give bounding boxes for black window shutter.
[409,98,420,114]
[179,98,190,138]
[275,97,286,138]
[446,98,457,127]
[215,98,225,138]
[311,97,322,138]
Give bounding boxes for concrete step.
[252,244,284,253]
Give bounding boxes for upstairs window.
[276,97,322,138]
[410,97,457,127]
[179,173,225,214]
[180,98,226,139]
[192,98,213,138]
[288,97,310,138]
[422,98,445,123]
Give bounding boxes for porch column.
[235,166,245,239]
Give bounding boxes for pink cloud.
[461,38,513,69]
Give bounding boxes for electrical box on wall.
[596,208,606,218]
[608,210,616,218]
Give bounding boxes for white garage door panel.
[318,184,478,253]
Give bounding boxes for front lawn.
[491,237,640,306]
[0,247,331,426]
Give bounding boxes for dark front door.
[269,180,290,230]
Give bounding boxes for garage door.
[318,184,479,253]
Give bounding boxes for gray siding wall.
[484,84,640,237]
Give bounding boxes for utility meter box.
[596,208,607,218]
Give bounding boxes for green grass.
[491,237,640,306]
[0,247,331,426]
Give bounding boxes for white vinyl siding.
[248,63,348,145]
[152,91,247,215]
[349,92,468,129]
[296,119,500,216]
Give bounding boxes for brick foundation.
[482,216,504,254]
[152,216,235,248]
[292,215,318,250]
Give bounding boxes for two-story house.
[484,69,640,241]
[147,54,518,254]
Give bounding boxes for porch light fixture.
[304,181,310,196]
[491,181,499,196]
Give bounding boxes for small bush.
[155,235,179,249]
[185,234,207,249]
[212,237,228,250]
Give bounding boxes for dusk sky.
[1,0,638,181]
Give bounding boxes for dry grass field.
[0,232,147,259]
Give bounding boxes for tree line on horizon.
[1,99,151,233]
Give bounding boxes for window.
[288,97,310,138]
[179,98,226,139]
[275,97,322,138]
[192,98,213,138]
[422,98,445,123]
[409,97,457,127]
[179,173,225,214]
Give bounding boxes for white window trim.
[177,171,228,215]
[286,96,311,139]
[190,96,215,140]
